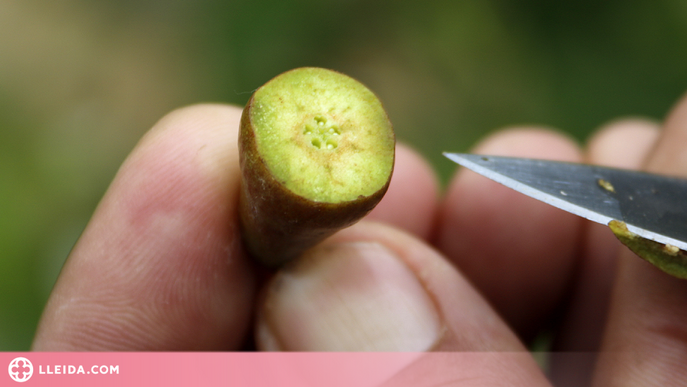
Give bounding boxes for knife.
[443,152,687,255]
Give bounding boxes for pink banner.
[4,351,560,386]
[3,352,422,386]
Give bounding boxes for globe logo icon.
[8,357,33,383]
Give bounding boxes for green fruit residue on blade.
[249,68,394,203]
[608,220,687,279]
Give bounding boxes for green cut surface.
[249,67,395,203]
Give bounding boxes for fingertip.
[366,143,439,240]
[138,103,245,190]
[648,91,687,174]
[586,118,660,168]
[34,103,256,350]
[472,127,581,161]
[437,127,583,338]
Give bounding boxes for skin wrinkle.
[55,296,149,350]
[134,108,249,348]
[113,176,217,342]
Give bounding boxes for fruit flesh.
[249,68,394,203]
[238,67,395,267]
[609,220,687,279]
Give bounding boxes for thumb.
[256,223,538,353]
[256,222,549,384]
[257,227,442,351]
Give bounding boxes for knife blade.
[443,152,687,252]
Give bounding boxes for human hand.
[32,95,687,385]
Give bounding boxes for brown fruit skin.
[238,93,394,268]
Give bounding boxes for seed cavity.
[303,115,340,150]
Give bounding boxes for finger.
[366,143,439,241]
[33,104,256,350]
[257,222,526,350]
[255,222,550,383]
[381,352,550,387]
[435,128,583,339]
[549,119,659,386]
[594,95,687,386]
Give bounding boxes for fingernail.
[257,242,442,351]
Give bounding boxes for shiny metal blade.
[444,152,687,251]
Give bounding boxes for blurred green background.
[2,0,687,350]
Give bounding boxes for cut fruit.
[609,220,687,279]
[238,67,395,267]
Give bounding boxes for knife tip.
[443,152,470,164]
